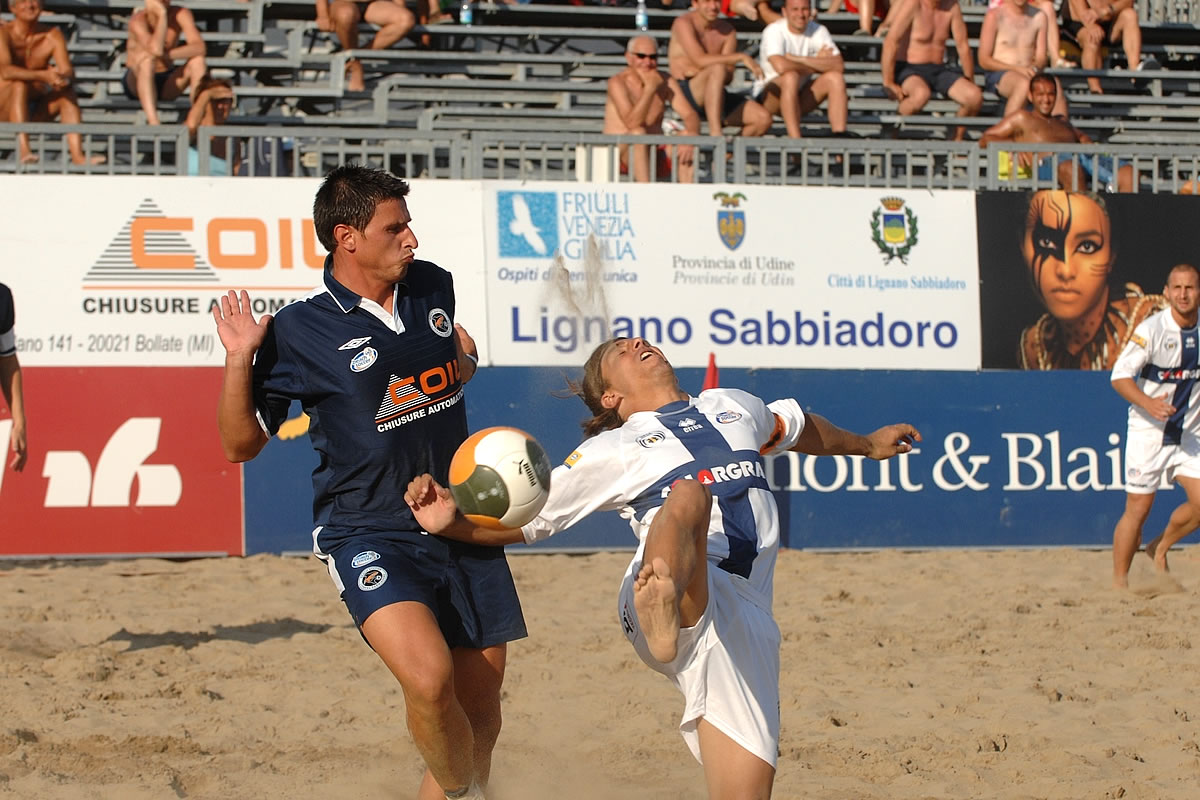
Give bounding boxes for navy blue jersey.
[253,259,468,532]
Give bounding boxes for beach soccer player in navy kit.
[213,165,524,800]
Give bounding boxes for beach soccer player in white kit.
[1110,263,1200,588]
[406,336,919,797]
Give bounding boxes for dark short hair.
[312,165,410,252]
[1029,71,1056,93]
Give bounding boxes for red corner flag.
[702,352,719,391]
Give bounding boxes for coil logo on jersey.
[497,191,557,258]
[375,361,465,431]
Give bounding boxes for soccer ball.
[448,426,552,530]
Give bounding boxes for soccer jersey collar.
[321,254,408,333]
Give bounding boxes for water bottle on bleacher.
[459,0,474,26]
[635,0,648,30]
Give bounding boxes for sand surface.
[2,547,1198,799]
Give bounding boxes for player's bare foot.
[1145,536,1169,573]
[1112,574,1130,590]
[634,556,680,663]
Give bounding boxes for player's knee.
[403,669,458,716]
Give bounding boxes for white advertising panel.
[2,177,487,367]
[482,182,981,369]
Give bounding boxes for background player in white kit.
[1110,263,1200,589]
[406,336,919,798]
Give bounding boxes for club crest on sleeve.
[358,566,388,591]
[350,347,378,373]
[428,308,453,337]
[339,336,372,351]
[637,431,666,448]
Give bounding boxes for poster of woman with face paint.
[976,190,1198,370]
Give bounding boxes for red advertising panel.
[0,367,243,557]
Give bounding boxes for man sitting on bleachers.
[123,0,207,125]
[751,0,848,141]
[0,0,103,164]
[316,0,415,92]
[1061,0,1149,94]
[880,0,982,141]
[604,35,699,183]
[977,0,1067,118]
[668,0,771,138]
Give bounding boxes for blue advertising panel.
[244,367,1172,553]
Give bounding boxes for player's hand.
[1143,394,1176,421]
[863,424,921,460]
[9,421,26,472]
[884,81,906,101]
[405,473,458,534]
[212,290,272,359]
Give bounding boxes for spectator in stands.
[123,0,207,125]
[668,0,772,138]
[990,0,1073,68]
[185,75,238,176]
[604,35,699,182]
[977,0,1071,118]
[826,0,890,36]
[880,0,981,141]
[751,0,848,141]
[315,0,415,92]
[0,282,26,472]
[1061,0,1148,94]
[0,0,103,164]
[978,72,1133,191]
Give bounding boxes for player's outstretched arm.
[213,290,271,462]
[791,413,920,459]
[405,474,525,546]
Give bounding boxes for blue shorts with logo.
[315,527,527,650]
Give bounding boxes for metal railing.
[1,124,1197,192]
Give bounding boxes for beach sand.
[2,547,1198,799]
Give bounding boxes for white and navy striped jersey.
[522,388,806,604]
[1112,306,1200,444]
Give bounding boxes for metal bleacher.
[1,0,1197,190]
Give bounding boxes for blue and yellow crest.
[713,191,747,251]
[870,196,920,264]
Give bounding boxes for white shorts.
[1124,428,1200,493]
[617,556,781,768]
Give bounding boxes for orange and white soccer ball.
[448,426,552,530]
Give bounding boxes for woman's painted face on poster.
[1022,191,1114,322]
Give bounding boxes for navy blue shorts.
[896,61,964,97]
[315,528,527,650]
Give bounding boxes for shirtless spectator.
[668,0,771,138]
[123,0,206,125]
[184,76,238,176]
[978,0,1067,118]
[752,0,848,140]
[1062,0,1147,93]
[979,72,1133,191]
[881,0,982,141]
[604,35,700,183]
[315,0,415,92]
[0,0,102,164]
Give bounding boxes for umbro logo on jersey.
[339,336,372,350]
[429,308,453,337]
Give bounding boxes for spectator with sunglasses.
[604,35,700,182]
